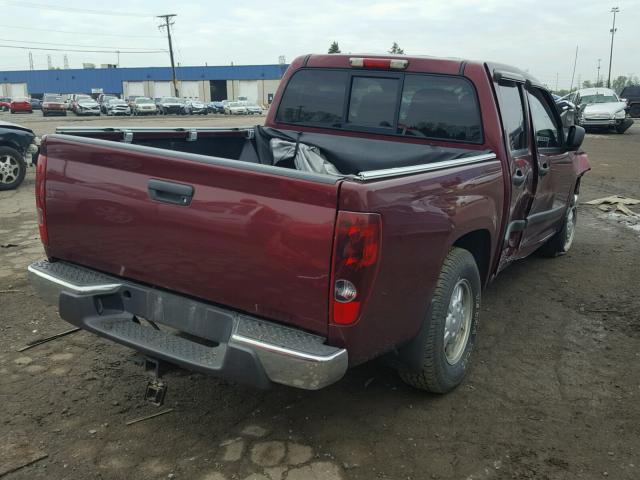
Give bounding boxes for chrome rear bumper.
[28,260,347,390]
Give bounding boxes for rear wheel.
[399,247,481,393]
[630,104,640,118]
[0,146,27,191]
[538,191,578,257]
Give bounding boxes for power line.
[0,38,163,51]
[0,23,161,39]
[0,0,148,17]
[0,44,167,54]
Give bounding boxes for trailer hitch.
[135,355,168,407]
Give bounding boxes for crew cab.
[28,54,589,393]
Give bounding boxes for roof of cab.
[299,54,542,87]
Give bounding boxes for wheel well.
[453,230,491,286]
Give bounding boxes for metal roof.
[0,64,288,94]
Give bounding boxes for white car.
[131,97,157,116]
[240,102,263,115]
[563,87,633,134]
[224,101,247,115]
[105,98,131,116]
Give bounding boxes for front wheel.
[399,247,481,393]
[0,146,27,191]
[537,192,578,257]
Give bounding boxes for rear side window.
[276,70,348,125]
[496,84,527,152]
[276,69,483,144]
[398,75,482,142]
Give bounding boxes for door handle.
[538,160,550,176]
[512,168,526,186]
[148,179,194,206]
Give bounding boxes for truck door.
[494,80,535,267]
[520,88,575,249]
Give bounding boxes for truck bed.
[42,132,341,335]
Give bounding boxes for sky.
[0,0,638,90]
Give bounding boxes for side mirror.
[566,125,585,151]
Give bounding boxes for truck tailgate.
[43,135,341,335]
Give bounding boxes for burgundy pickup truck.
[29,54,589,393]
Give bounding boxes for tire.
[0,146,27,191]
[630,104,640,118]
[537,190,578,257]
[399,247,481,393]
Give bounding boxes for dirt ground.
[1,111,639,480]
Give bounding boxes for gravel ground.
[1,111,639,480]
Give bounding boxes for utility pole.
[607,6,619,88]
[158,14,179,97]
[597,58,602,86]
[555,72,559,92]
[28,52,34,70]
[569,45,578,92]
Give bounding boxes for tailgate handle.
[148,179,194,206]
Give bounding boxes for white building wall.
[2,83,28,98]
[122,81,145,98]
[153,81,173,98]
[179,81,200,99]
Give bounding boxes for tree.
[582,80,593,88]
[611,75,628,94]
[389,42,405,54]
[328,41,341,54]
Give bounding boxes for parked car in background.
[620,85,640,118]
[72,95,100,116]
[28,54,589,394]
[99,95,118,114]
[241,102,263,115]
[184,99,208,115]
[0,120,38,190]
[30,98,42,110]
[131,97,158,116]
[564,87,633,133]
[104,98,131,116]
[42,94,67,117]
[157,97,185,115]
[224,101,247,115]
[207,101,225,113]
[10,97,33,114]
[0,97,11,111]
[553,94,577,128]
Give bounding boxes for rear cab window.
[276,69,483,144]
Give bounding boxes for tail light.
[330,211,382,325]
[349,57,409,70]
[35,141,48,246]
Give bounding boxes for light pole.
[607,6,619,88]
[596,58,601,87]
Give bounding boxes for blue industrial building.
[0,64,288,103]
